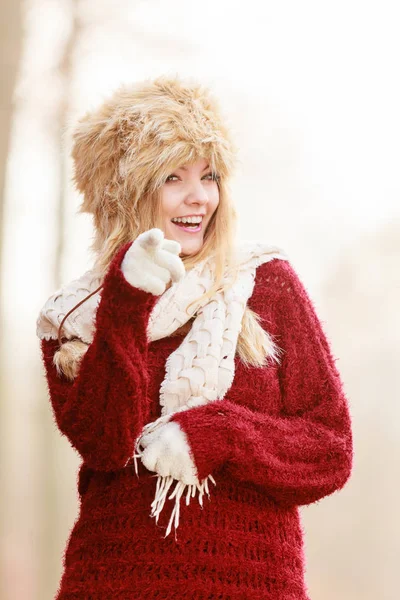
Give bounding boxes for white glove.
[121,228,185,296]
[136,419,200,486]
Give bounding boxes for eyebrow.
[179,164,210,172]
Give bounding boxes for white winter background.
[0,1,399,599]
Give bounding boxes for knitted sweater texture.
[40,242,353,599]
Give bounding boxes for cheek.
[159,188,176,218]
[210,187,220,213]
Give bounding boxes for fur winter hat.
[71,74,238,235]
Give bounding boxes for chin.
[180,245,202,258]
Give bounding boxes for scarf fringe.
[133,445,216,538]
[151,474,216,538]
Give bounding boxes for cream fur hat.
[70,74,238,243]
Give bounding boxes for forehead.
[176,158,210,171]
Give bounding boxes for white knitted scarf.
[36,240,288,537]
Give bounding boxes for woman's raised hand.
[121,228,185,296]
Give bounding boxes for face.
[160,157,220,257]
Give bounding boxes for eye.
[202,172,220,182]
[165,172,220,183]
[165,174,179,183]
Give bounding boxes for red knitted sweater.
[40,242,353,599]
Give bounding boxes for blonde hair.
[54,75,282,379]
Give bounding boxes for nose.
[186,180,209,206]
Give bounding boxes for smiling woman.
[36,74,353,600]
[161,158,220,257]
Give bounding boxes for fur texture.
[71,74,238,250]
[53,339,89,381]
[65,74,276,372]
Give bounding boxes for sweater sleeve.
[170,258,353,507]
[39,241,159,472]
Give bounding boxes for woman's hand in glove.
[135,418,200,486]
[121,228,185,296]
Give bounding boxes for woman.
[37,74,353,599]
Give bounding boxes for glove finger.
[141,441,163,473]
[143,260,172,284]
[137,428,162,449]
[154,456,172,478]
[161,238,182,255]
[155,251,186,283]
[140,414,171,437]
[139,416,176,450]
[137,228,164,252]
[171,460,198,485]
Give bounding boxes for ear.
[53,339,89,381]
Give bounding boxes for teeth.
[171,216,203,224]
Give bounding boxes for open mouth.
[171,219,203,233]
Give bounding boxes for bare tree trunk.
[0,1,23,597]
[37,4,82,598]
[0,0,22,243]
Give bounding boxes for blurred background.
[1,1,399,598]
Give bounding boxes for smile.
[171,221,202,233]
